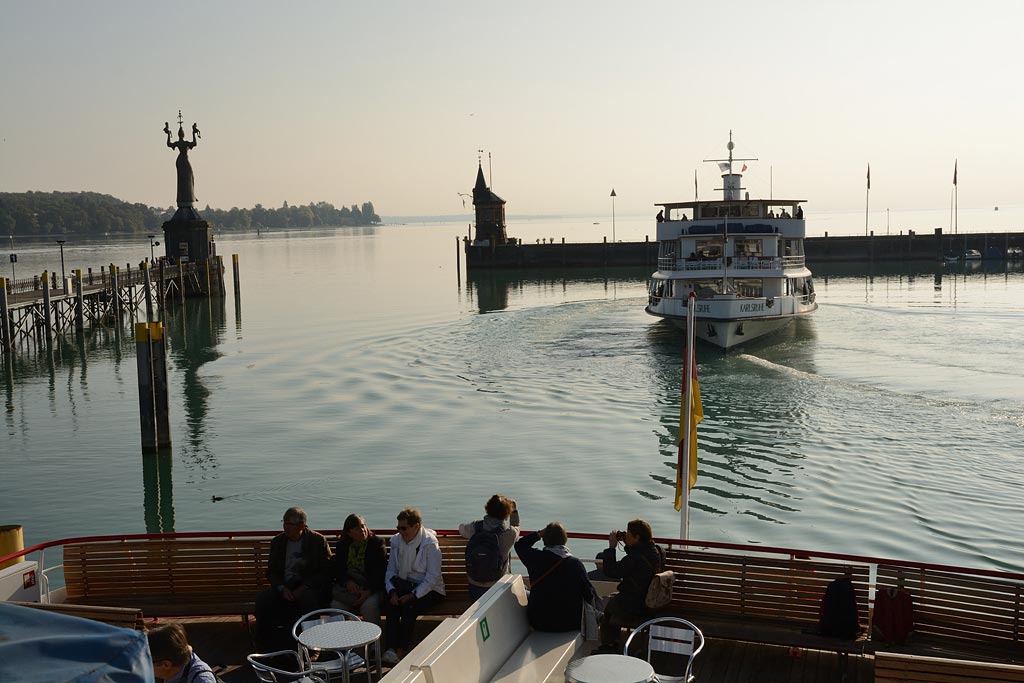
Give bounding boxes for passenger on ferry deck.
[595,518,666,651]
[255,507,333,651]
[768,210,776,218]
[458,494,521,600]
[382,508,446,665]
[656,210,665,222]
[795,205,804,219]
[514,522,596,632]
[331,513,387,625]
[148,623,217,683]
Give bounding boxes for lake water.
[3,220,1023,572]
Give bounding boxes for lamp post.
[8,235,14,289]
[610,188,617,243]
[55,239,67,293]
[148,234,160,263]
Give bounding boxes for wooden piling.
[42,272,53,345]
[75,270,84,334]
[217,255,225,294]
[178,261,185,304]
[205,258,212,298]
[232,254,240,298]
[0,278,10,352]
[110,264,121,319]
[143,261,154,322]
[88,267,93,285]
[454,238,461,284]
[150,321,171,449]
[158,259,166,310]
[136,322,157,453]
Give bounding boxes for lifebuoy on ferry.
[766,297,774,308]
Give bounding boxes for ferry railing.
[657,256,806,272]
[4,528,1024,598]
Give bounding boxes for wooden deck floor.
[171,616,873,683]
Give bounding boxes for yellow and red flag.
[674,356,704,511]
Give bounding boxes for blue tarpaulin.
[0,602,154,682]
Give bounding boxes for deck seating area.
[874,651,1024,683]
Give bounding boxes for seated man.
[595,518,665,652]
[255,507,333,651]
[148,623,217,683]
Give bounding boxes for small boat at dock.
[645,134,817,350]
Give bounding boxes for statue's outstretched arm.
[164,122,173,148]
[191,122,201,144]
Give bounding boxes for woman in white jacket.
[381,508,446,664]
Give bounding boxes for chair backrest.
[247,650,327,683]
[624,617,704,683]
[291,608,359,641]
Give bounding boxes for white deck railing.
[656,255,806,272]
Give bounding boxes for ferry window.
[743,205,759,217]
[693,279,722,296]
[695,239,722,259]
[783,239,804,256]
[650,279,665,297]
[664,280,674,297]
[659,242,677,260]
[733,278,763,297]
[734,239,762,257]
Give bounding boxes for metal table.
[564,654,656,683]
[297,619,382,683]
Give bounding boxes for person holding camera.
[514,522,596,633]
[459,494,521,600]
[595,518,666,652]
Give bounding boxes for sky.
[2,1,1022,221]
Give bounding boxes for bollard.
[75,270,84,333]
[232,254,240,298]
[41,272,53,345]
[0,278,10,352]
[150,322,171,449]
[143,261,153,322]
[136,323,157,452]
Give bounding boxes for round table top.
[564,654,655,683]
[297,619,382,651]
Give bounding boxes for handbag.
[645,570,675,609]
[581,599,600,642]
[390,576,418,597]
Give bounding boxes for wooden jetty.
[0,257,227,354]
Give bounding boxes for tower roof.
[472,163,505,205]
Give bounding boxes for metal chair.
[624,617,704,683]
[247,650,328,683]
[292,608,368,683]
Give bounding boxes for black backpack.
[819,576,861,638]
[465,522,505,583]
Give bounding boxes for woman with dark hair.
[514,522,596,632]
[331,513,387,624]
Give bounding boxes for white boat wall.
[646,134,817,350]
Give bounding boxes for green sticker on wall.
[480,617,490,641]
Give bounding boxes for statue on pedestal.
[164,110,201,207]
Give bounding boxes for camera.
[615,530,626,541]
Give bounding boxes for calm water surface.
[2,221,1023,573]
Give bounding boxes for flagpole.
[679,293,696,541]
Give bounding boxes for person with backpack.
[514,522,596,632]
[594,518,666,652]
[459,494,521,600]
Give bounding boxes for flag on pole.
[741,163,747,172]
[953,160,957,186]
[674,354,704,510]
[867,163,871,190]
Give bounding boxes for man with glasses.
[255,507,333,651]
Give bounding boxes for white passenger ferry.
[646,135,817,350]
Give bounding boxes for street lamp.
[55,239,67,293]
[610,188,617,243]
[148,234,160,263]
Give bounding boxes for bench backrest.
[63,538,271,602]
[877,564,1024,654]
[9,601,145,630]
[413,575,529,683]
[380,535,470,597]
[665,549,870,626]
[874,651,1024,683]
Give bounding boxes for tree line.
[0,191,381,236]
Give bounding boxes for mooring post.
[101,265,106,285]
[41,271,53,345]
[232,254,240,298]
[111,264,121,319]
[204,258,212,298]
[136,322,157,453]
[217,255,225,294]
[88,267,93,286]
[150,321,171,449]
[0,277,10,353]
[75,269,84,334]
[143,261,154,322]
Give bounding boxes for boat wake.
[737,353,824,380]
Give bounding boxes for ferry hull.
[645,304,816,350]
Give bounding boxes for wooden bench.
[611,548,871,656]
[874,651,1024,682]
[10,600,145,630]
[61,533,473,621]
[873,564,1024,662]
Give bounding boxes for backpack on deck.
[465,521,505,583]
[819,576,861,638]
[645,570,675,609]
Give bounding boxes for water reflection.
[466,266,649,313]
[142,449,175,533]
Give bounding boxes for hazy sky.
[2,1,1021,218]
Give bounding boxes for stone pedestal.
[162,217,213,265]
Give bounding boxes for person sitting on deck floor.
[148,623,217,683]
[514,522,596,632]
[595,518,665,652]
[331,513,387,625]
[255,506,333,652]
[382,507,446,666]
[459,494,521,601]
